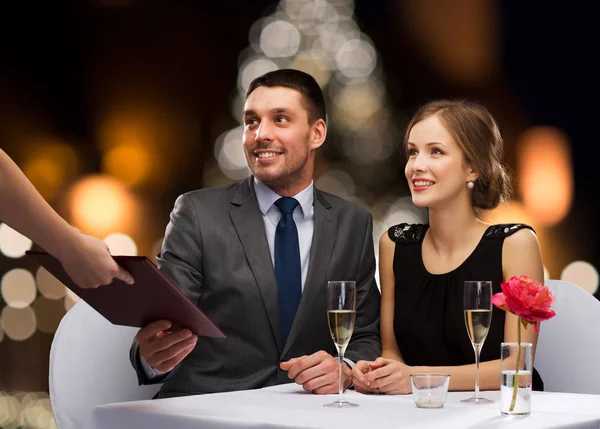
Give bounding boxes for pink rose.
[492,275,556,332]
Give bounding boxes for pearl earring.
[467,181,474,189]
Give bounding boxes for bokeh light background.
[0,1,596,427]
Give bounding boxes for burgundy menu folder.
[26,250,226,338]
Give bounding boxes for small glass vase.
[500,342,533,416]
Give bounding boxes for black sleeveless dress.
[388,223,544,391]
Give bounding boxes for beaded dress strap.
[388,223,428,244]
[483,223,535,238]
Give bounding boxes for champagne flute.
[462,280,495,404]
[324,281,358,408]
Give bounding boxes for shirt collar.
[253,177,314,219]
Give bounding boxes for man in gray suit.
[130,69,381,398]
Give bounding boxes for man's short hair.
[246,69,326,124]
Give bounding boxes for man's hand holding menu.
[136,320,198,373]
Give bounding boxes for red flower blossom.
[492,275,556,332]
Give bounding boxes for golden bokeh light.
[560,261,599,295]
[32,296,65,334]
[1,306,37,341]
[289,51,332,88]
[315,169,356,200]
[102,143,152,187]
[1,269,37,309]
[36,267,67,300]
[334,38,377,80]
[96,104,190,188]
[104,232,138,256]
[517,126,573,227]
[399,0,498,85]
[67,174,137,237]
[483,200,537,227]
[260,20,301,58]
[19,392,40,409]
[0,393,22,427]
[23,158,63,202]
[97,108,154,152]
[331,81,383,130]
[21,141,81,201]
[64,288,80,312]
[239,58,279,93]
[214,126,249,180]
[0,223,33,259]
[23,396,55,429]
[383,196,429,228]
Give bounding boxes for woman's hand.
[355,357,412,395]
[57,232,134,288]
[351,360,380,394]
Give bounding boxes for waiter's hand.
[136,320,197,372]
[57,232,134,288]
[280,350,352,394]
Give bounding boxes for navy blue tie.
[274,197,302,345]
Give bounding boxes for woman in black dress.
[352,100,544,394]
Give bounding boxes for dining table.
[86,383,600,429]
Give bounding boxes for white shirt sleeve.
[140,355,169,379]
[342,358,356,389]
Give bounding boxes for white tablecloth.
[87,384,600,429]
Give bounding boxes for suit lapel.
[283,188,335,356]
[229,177,282,351]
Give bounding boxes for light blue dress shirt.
[253,178,314,291]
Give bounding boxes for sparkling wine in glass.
[324,281,358,408]
[461,280,495,404]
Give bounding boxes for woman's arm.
[378,232,405,362]
[352,231,403,393]
[500,228,545,357]
[352,232,409,393]
[0,149,133,288]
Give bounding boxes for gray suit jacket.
[130,176,381,398]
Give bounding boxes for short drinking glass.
[410,374,450,408]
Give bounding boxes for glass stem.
[338,353,344,403]
[474,343,481,398]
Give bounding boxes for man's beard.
[246,153,310,190]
